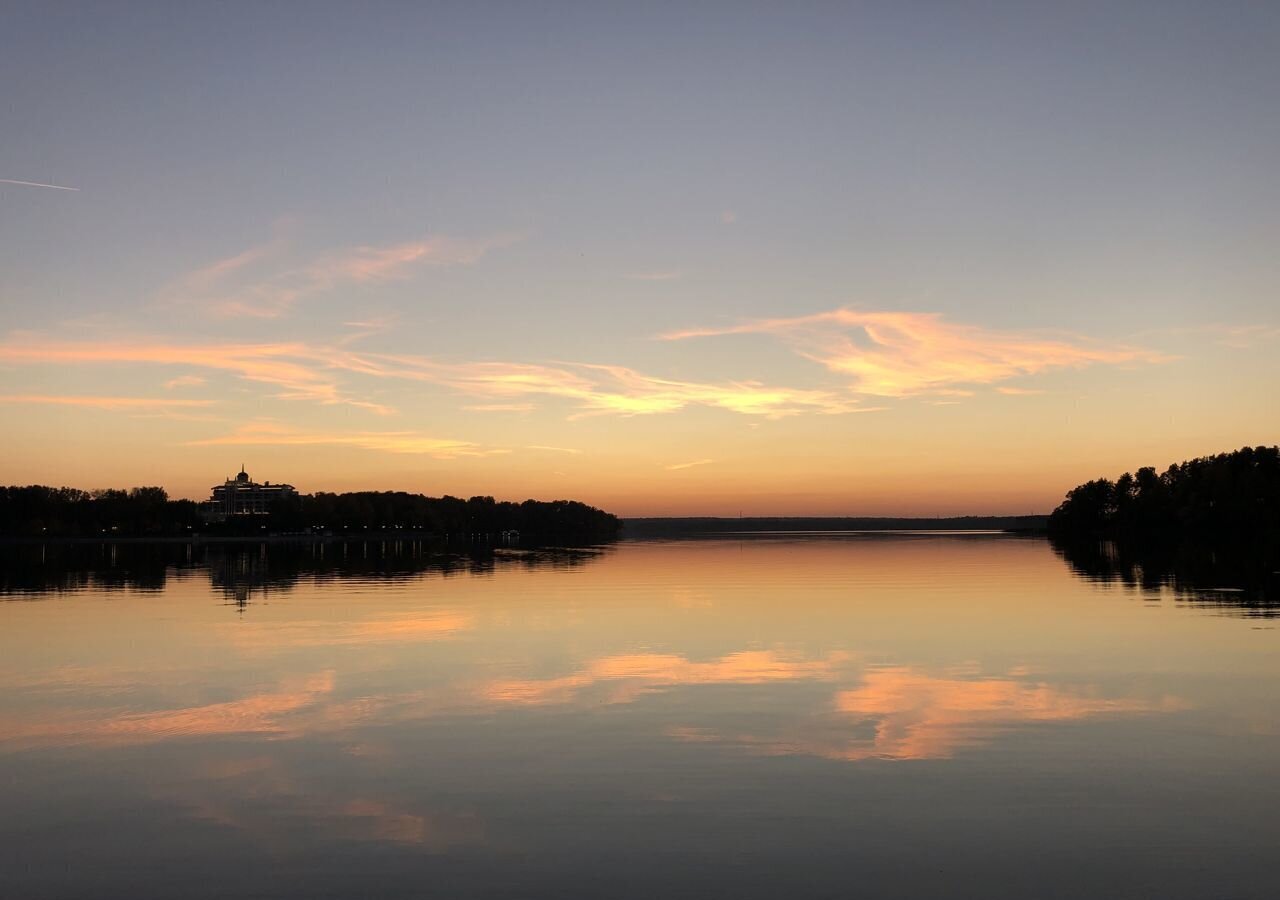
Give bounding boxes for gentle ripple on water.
[0,535,1277,899]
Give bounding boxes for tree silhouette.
[1048,445,1280,539]
[0,483,620,544]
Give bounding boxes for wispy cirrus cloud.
[0,334,870,421]
[666,458,714,471]
[163,374,207,389]
[0,394,214,411]
[185,421,506,458]
[663,308,1168,397]
[334,352,864,418]
[337,315,400,346]
[0,178,80,191]
[162,231,519,318]
[0,337,391,414]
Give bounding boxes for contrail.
[0,178,80,191]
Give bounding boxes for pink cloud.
[663,308,1169,397]
[162,232,519,318]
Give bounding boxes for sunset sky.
[2,2,1277,515]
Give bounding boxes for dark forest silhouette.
[1048,446,1280,606]
[0,486,620,544]
[1047,445,1280,539]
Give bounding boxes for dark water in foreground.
[1,535,1277,899]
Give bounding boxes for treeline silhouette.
[0,485,621,544]
[0,487,200,537]
[1048,446,1280,607]
[1047,445,1280,538]
[278,492,620,543]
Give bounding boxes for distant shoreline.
[622,516,1049,538]
[0,518,1051,545]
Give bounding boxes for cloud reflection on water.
[484,653,1183,762]
[672,666,1184,761]
[484,650,853,706]
[0,671,336,748]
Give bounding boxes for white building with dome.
[199,467,298,522]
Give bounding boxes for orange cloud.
[0,394,214,411]
[163,374,207,389]
[0,337,389,413]
[336,351,867,418]
[664,308,1168,397]
[0,335,871,420]
[187,420,504,458]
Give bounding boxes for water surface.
[1,535,1277,898]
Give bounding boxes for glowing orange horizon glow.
[0,242,1270,515]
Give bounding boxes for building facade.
[200,467,298,522]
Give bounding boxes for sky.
[1,1,1277,516]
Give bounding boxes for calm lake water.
[2,535,1277,899]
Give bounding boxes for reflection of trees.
[0,541,610,601]
[0,542,198,595]
[1051,535,1279,617]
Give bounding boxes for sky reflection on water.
[1,536,1277,899]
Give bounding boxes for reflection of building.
[200,467,297,523]
[206,545,283,608]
